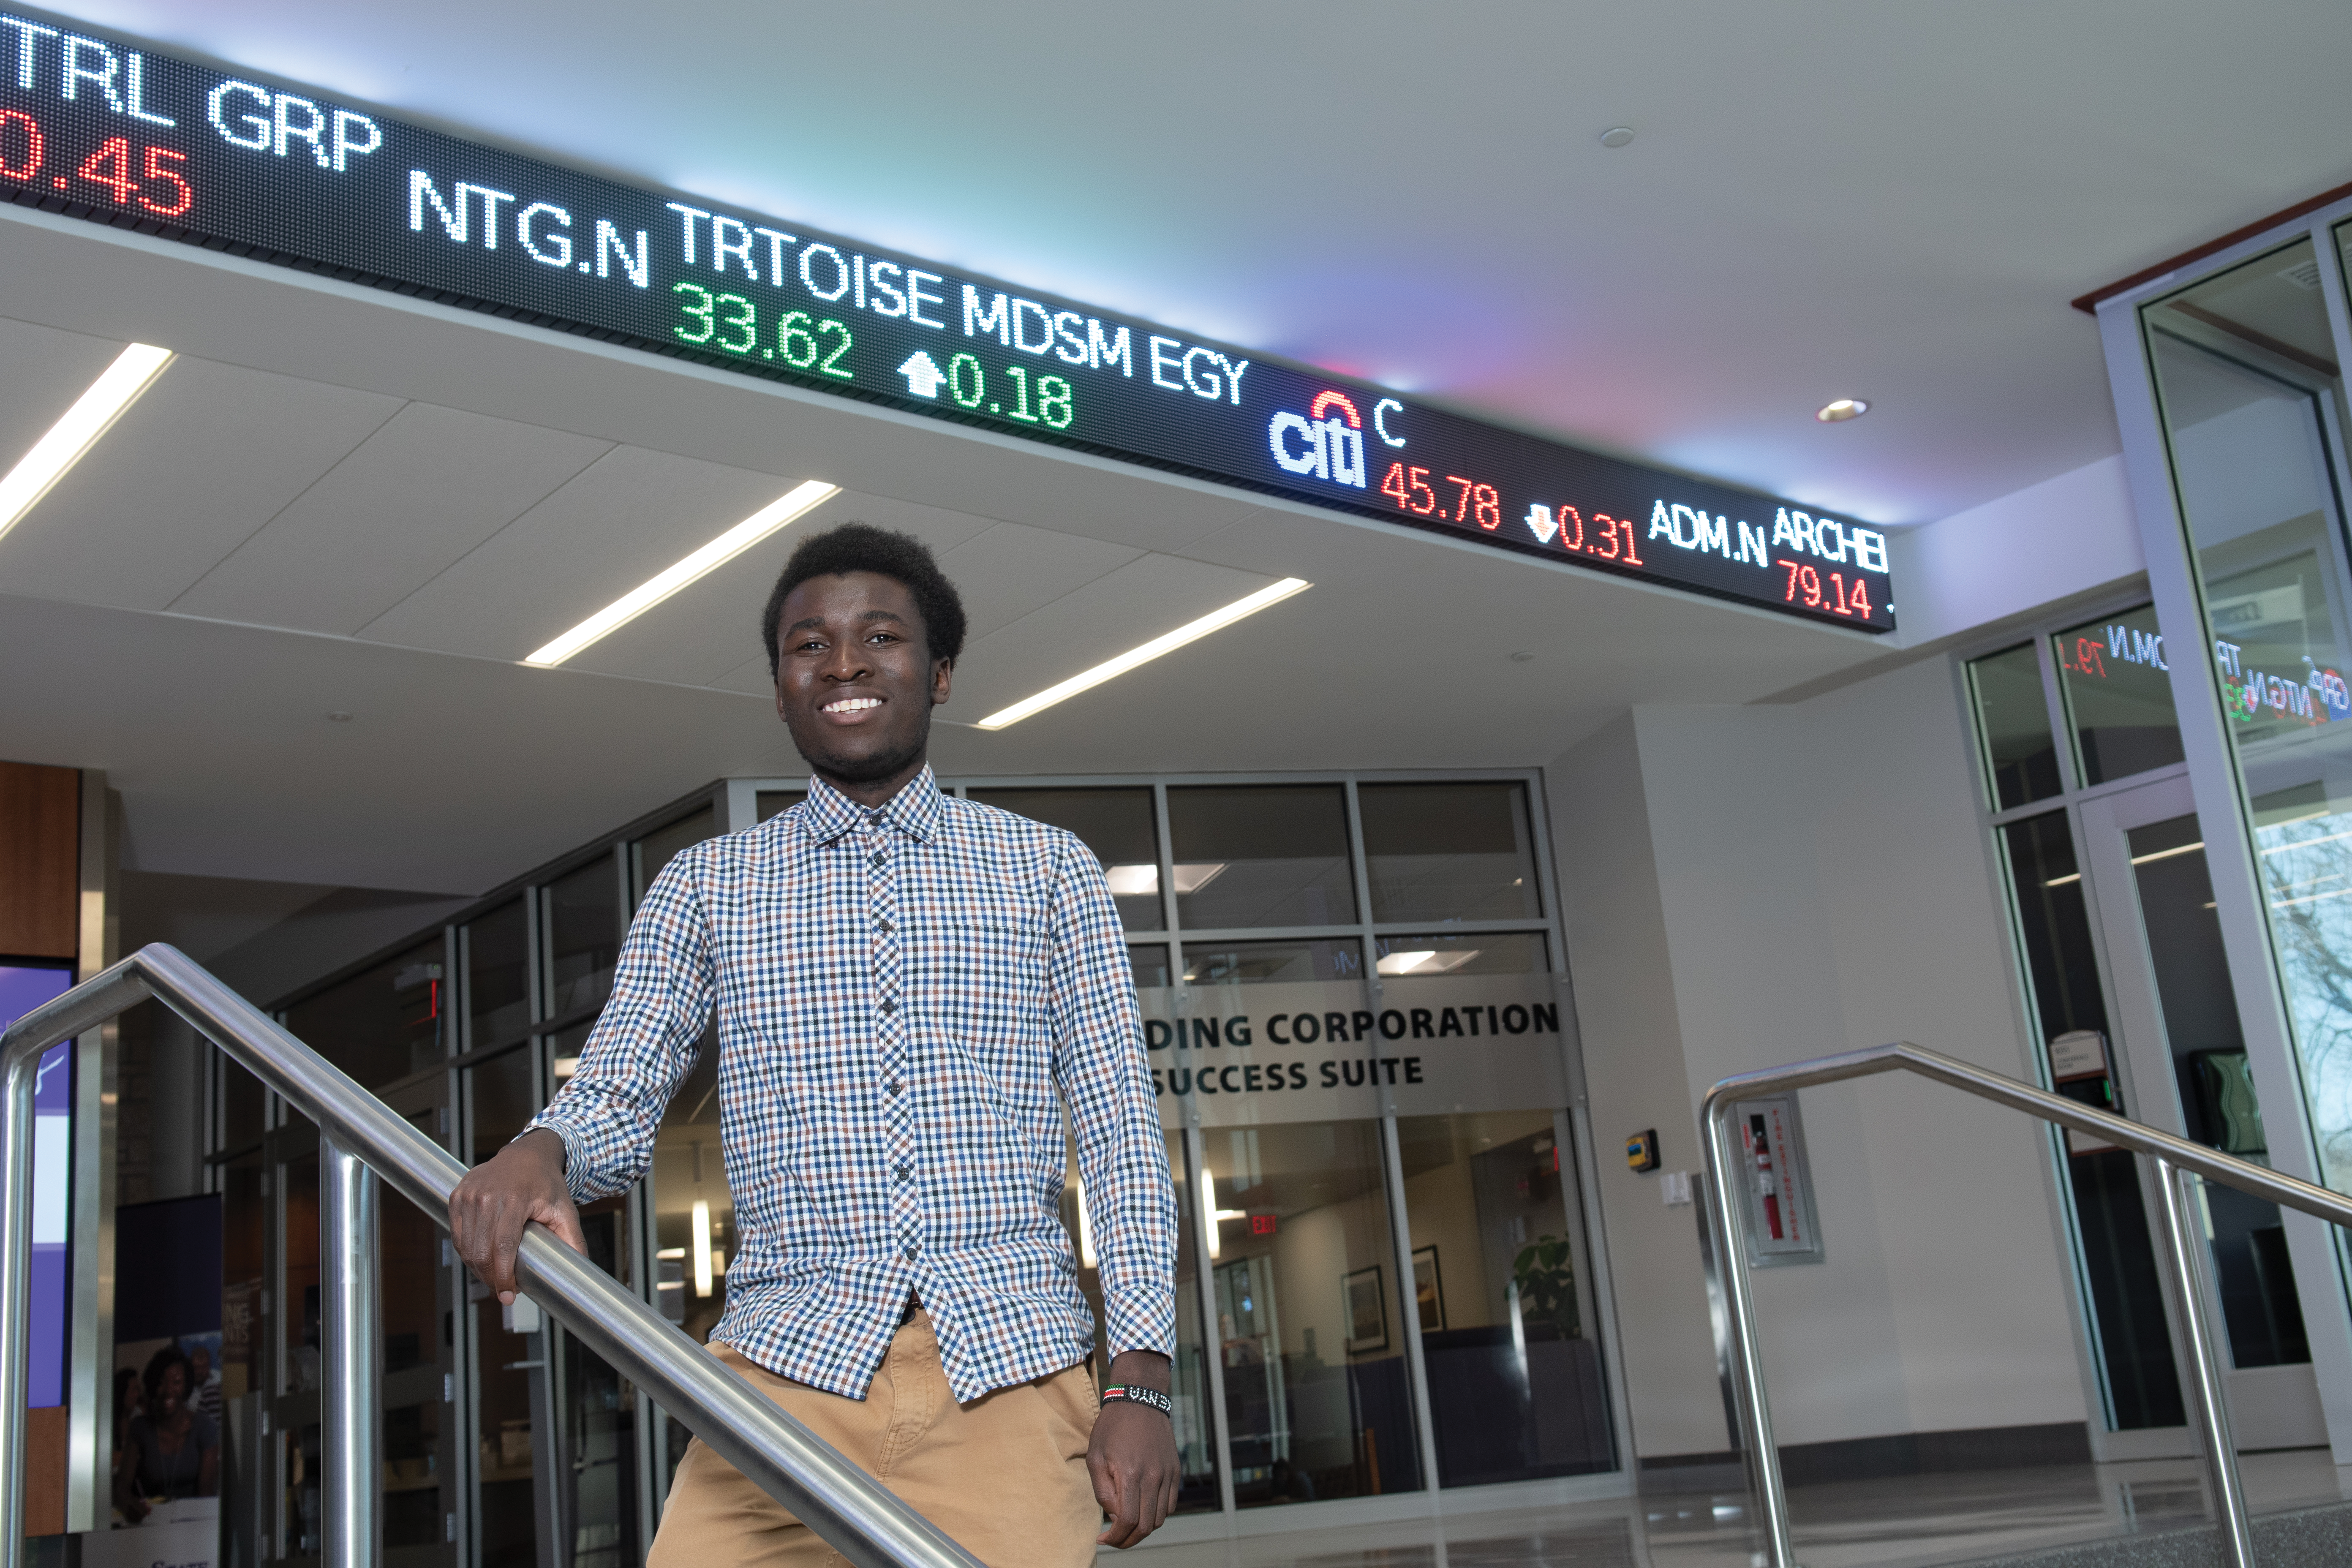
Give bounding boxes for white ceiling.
[0,200,1890,894]
[34,0,2352,528]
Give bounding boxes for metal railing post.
[321,1137,381,1568]
[0,1042,40,1557]
[1703,1097,1799,1568]
[2151,1158,2255,1568]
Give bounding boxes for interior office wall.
[1891,455,2144,649]
[1549,659,2087,1458]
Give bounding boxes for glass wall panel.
[1129,944,1172,991]
[2128,813,2308,1367]
[755,789,805,823]
[2053,605,2184,785]
[967,787,1164,931]
[1058,1131,1220,1514]
[2146,235,2352,1192]
[1358,782,1541,923]
[1181,939,1360,985]
[1207,1119,1420,1506]
[1373,931,1544,979]
[634,806,717,903]
[1969,642,2063,809]
[467,901,532,1054]
[462,1039,545,1568]
[1998,812,2185,1428]
[650,1032,725,1492]
[1396,1110,1611,1485]
[561,1195,640,1568]
[1168,786,1355,930]
[546,857,621,1027]
[282,934,447,1089]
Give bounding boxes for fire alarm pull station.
[1626,1130,1661,1173]
[1733,1095,1824,1266]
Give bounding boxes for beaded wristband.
[1100,1384,1173,1416]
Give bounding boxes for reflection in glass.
[2127,814,2308,1367]
[2147,235,2352,1195]
[219,1152,264,1405]
[473,1290,537,1568]
[755,789,805,823]
[1061,1132,1219,1513]
[563,1195,640,1568]
[1359,782,1541,923]
[466,1043,541,1168]
[221,1058,265,1153]
[1182,939,1361,985]
[1208,1119,1420,1506]
[1396,1111,1611,1485]
[1168,786,1355,929]
[650,1032,725,1494]
[2052,604,2184,784]
[283,934,447,1089]
[1128,945,1171,991]
[968,788,1165,931]
[1998,812,2184,1429]
[1373,931,1544,979]
[467,901,532,1053]
[546,857,621,1026]
[1969,642,2062,809]
[634,806,717,903]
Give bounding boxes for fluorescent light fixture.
[1104,862,1225,898]
[552,1056,580,1079]
[2130,841,2204,866]
[691,1199,714,1298]
[974,578,1310,730]
[1376,948,1481,977]
[1203,1172,1220,1259]
[0,343,173,544]
[656,1247,686,1260]
[1816,397,1869,423]
[524,479,839,666]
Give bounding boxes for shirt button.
[894,1164,911,1183]
[880,997,897,1013]
[885,1081,903,1096]
[876,916,893,932]
[870,852,885,868]
[902,1244,919,1261]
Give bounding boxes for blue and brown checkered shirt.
[528,767,1177,1402]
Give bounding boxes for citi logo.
[1269,391,1368,489]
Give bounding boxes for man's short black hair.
[762,522,967,678]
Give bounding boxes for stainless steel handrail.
[1702,1041,2352,1568]
[0,945,986,1568]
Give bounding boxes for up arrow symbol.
[898,351,947,399]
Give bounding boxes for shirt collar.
[801,766,944,845]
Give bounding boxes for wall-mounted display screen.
[0,10,1893,632]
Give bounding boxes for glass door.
[2080,773,2326,1450]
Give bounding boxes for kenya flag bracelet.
[1101,1384,1174,1416]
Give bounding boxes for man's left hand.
[1090,1349,1179,1548]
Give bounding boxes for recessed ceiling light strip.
[974,577,1310,730]
[525,479,840,667]
[0,342,174,544]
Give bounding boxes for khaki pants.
[648,1312,1100,1568]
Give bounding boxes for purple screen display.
[1,965,74,1408]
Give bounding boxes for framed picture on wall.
[1412,1246,1444,1332]
[1342,1264,1387,1354]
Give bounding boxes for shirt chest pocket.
[906,917,1048,1045]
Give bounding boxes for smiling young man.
[448,522,1181,1563]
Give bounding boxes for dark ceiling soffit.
[2072,178,2352,314]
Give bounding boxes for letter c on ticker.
[1374,398,1405,448]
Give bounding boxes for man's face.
[773,571,951,792]
[191,1348,210,1381]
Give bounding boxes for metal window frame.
[2093,200,2352,1460]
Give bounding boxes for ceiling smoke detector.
[1598,127,1636,149]
[1816,398,1869,423]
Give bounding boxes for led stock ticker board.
[0,12,1895,632]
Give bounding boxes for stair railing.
[0,944,988,1568]
[1704,1040,2352,1568]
